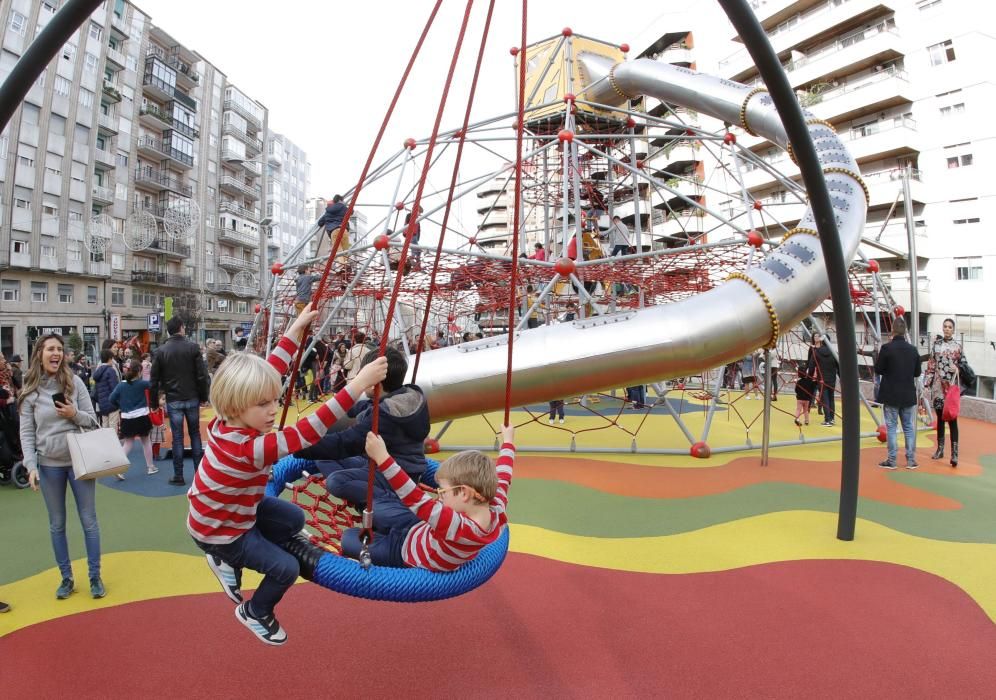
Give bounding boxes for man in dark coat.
[807,331,839,426]
[874,317,921,469]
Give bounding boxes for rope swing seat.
[268,456,510,602]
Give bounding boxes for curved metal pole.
[719,0,861,541]
[0,0,105,134]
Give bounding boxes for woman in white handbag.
[17,334,105,600]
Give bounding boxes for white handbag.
[66,427,131,480]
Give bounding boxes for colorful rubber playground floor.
[1,401,994,697]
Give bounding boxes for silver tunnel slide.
[409,56,867,420]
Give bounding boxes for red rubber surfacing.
[2,556,993,698]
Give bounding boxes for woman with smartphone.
[17,334,104,600]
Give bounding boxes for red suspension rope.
[278,0,444,430]
[411,0,497,383]
[503,0,528,426]
[363,0,479,534]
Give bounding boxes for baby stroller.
[0,395,28,488]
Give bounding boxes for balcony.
[136,136,194,169]
[110,13,129,38]
[219,201,260,222]
[105,46,126,70]
[102,80,123,103]
[131,270,192,288]
[218,227,260,248]
[89,260,111,277]
[722,0,895,80]
[218,255,259,272]
[98,112,118,134]
[142,71,175,101]
[146,46,200,89]
[139,102,171,130]
[92,184,115,204]
[804,67,913,124]
[172,88,196,112]
[223,98,262,130]
[134,166,192,197]
[147,236,191,258]
[219,174,261,200]
[864,167,926,209]
[222,122,261,150]
[94,147,116,169]
[134,200,167,219]
[843,118,922,163]
[783,22,903,88]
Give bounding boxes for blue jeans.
[324,458,421,533]
[167,398,203,477]
[341,526,409,568]
[821,385,836,422]
[884,404,916,464]
[38,465,101,580]
[195,496,304,618]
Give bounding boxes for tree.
[171,293,202,334]
[65,331,84,355]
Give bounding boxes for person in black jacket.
[150,317,210,485]
[807,331,839,426]
[317,194,347,249]
[874,318,921,469]
[294,346,429,531]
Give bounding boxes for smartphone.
[52,392,67,406]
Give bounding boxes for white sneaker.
[559,418,565,424]
[548,418,554,424]
[115,473,126,481]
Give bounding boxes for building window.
[54,76,72,97]
[12,240,28,254]
[111,253,125,270]
[204,297,214,312]
[111,286,125,305]
[953,217,980,225]
[8,12,27,37]
[955,257,982,281]
[88,22,102,41]
[939,103,965,118]
[87,285,98,304]
[68,244,82,261]
[84,52,99,73]
[954,315,984,341]
[58,284,74,303]
[236,301,249,315]
[944,143,973,169]
[41,243,57,259]
[928,40,956,66]
[946,153,973,168]
[1,280,20,301]
[31,282,48,303]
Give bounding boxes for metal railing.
[223,98,262,129]
[131,270,192,287]
[219,201,260,221]
[217,255,259,270]
[148,236,191,257]
[219,175,261,198]
[92,184,114,201]
[134,166,192,196]
[218,227,260,247]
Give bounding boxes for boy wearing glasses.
[344,425,514,570]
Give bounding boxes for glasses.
[436,485,463,498]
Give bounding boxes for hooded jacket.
[295,384,429,478]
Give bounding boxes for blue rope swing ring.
[267,456,509,602]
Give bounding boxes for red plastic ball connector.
[270,262,284,275]
[562,27,573,37]
[626,117,636,129]
[895,305,905,317]
[557,129,574,143]
[374,291,385,301]
[394,201,405,211]
[424,437,440,454]
[867,259,880,273]
[753,200,764,211]
[404,138,417,150]
[254,304,261,313]
[447,314,455,322]
[876,425,887,443]
[690,441,712,459]
[723,132,736,145]
[509,46,519,56]
[563,93,575,104]
[620,43,630,54]
[468,236,477,246]
[747,230,764,248]
[554,257,576,276]
[373,234,390,251]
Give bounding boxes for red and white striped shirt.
[378,443,514,571]
[187,336,358,544]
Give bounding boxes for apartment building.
[632,0,996,397]
[265,132,311,266]
[0,0,275,358]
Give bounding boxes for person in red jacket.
[188,304,387,646]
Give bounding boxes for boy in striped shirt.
[188,304,387,645]
[346,424,514,571]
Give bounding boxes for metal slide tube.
[411,56,866,426]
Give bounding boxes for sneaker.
[0,600,10,613]
[877,459,897,470]
[146,465,159,475]
[559,418,565,424]
[235,602,287,646]
[821,421,835,427]
[115,473,126,481]
[906,460,919,470]
[56,577,75,600]
[794,418,802,427]
[168,475,185,485]
[90,577,106,599]
[206,554,243,603]
[547,418,554,424]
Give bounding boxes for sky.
[135,1,694,203]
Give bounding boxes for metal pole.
[720,0,862,541]
[629,125,643,251]
[902,163,919,344]
[0,0,105,134]
[761,348,772,466]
